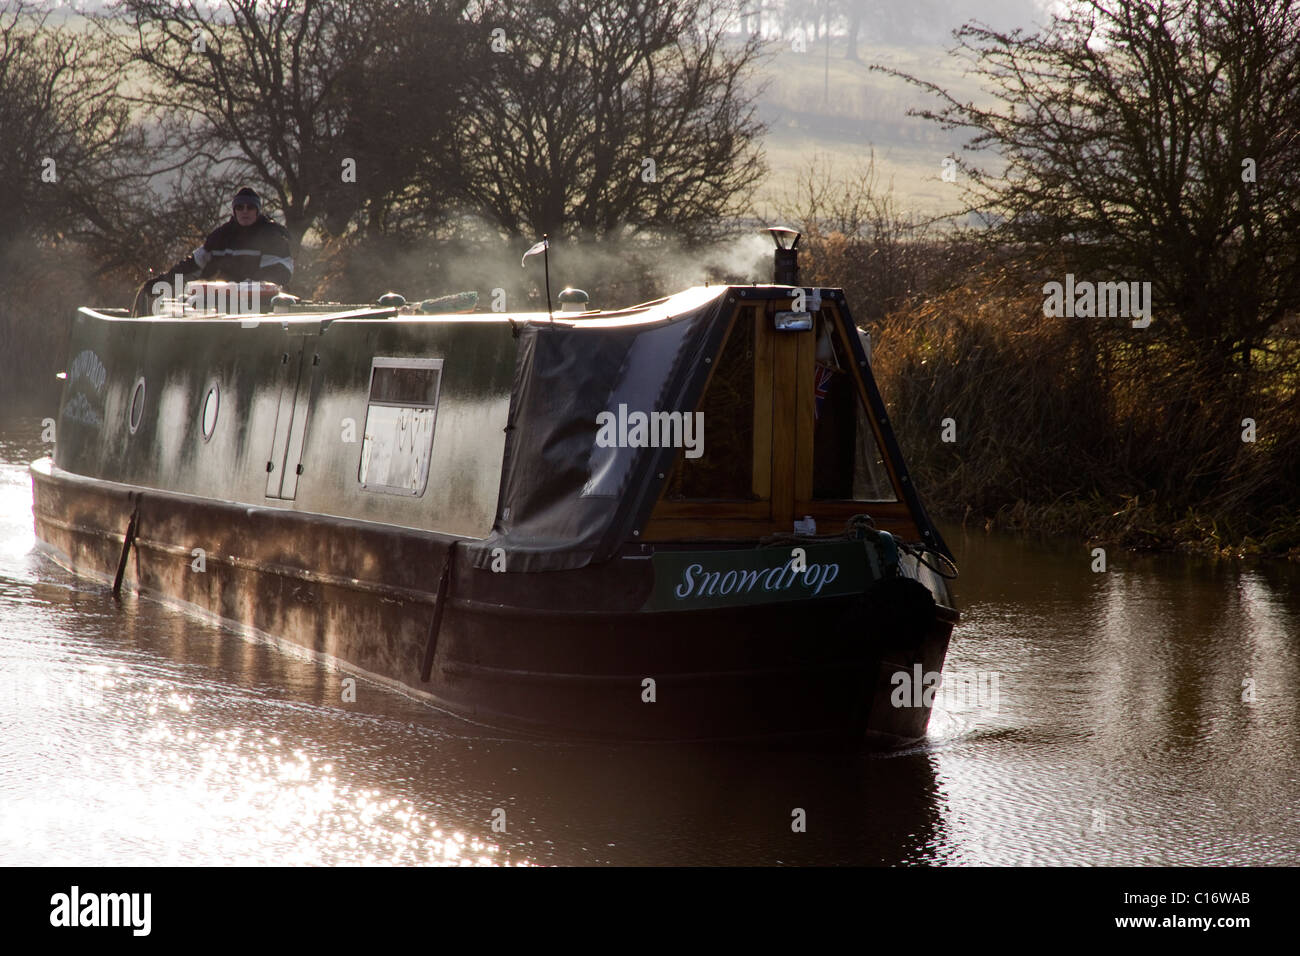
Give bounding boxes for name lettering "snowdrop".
[674,558,840,599]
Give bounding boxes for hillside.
[751,40,1001,221]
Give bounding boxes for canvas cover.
[462,287,733,572]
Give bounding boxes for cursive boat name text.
[673,558,839,600]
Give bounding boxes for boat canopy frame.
[462,285,950,573]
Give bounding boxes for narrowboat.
[30,235,958,747]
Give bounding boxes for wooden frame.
[792,303,919,540]
[642,295,923,542]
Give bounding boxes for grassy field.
[749,41,996,220]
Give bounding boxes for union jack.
[814,364,835,420]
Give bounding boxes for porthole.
[128,377,146,434]
[201,383,220,442]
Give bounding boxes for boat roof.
[79,285,837,330]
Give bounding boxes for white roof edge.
[75,285,733,327]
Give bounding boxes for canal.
[1,413,1297,865]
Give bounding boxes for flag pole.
[542,233,552,320]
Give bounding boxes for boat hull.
[31,459,954,748]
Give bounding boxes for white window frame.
[358,357,444,497]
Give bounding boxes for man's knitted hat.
[232,187,261,210]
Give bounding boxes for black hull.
[31,460,954,748]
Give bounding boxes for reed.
[867,255,1300,560]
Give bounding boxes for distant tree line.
[741,0,1041,59]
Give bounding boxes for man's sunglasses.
[233,203,258,212]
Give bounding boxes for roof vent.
[558,287,590,312]
[270,292,300,313]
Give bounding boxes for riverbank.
[861,259,1300,563]
[940,496,1300,562]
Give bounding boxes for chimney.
[764,227,801,285]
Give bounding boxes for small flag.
[814,364,835,420]
[521,239,549,268]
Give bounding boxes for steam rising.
[311,228,775,310]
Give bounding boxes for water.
[1,413,1297,865]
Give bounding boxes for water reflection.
[936,525,1300,865]
[2,414,1298,865]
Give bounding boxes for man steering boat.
[133,187,293,315]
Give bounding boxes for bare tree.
[326,1,484,241]
[452,0,768,242]
[879,0,1300,374]
[103,0,479,249]
[0,0,142,264]
[0,0,151,403]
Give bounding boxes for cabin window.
[811,317,897,502]
[664,308,756,501]
[201,383,219,442]
[358,358,443,496]
[128,377,146,434]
